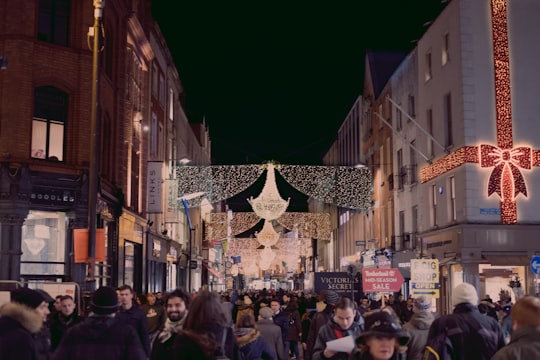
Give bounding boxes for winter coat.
[48,311,84,351]
[427,303,505,360]
[402,311,434,360]
[305,303,333,360]
[116,304,151,356]
[284,306,302,342]
[236,303,255,326]
[235,327,276,360]
[51,315,146,360]
[0,302,44,360]
[173,322,239,360]
[312,316,363,360]
[257,318,287,360]
[272,310,290,344]
[491,325,540,360]
[141,303,166,334]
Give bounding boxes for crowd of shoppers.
[0,281,536,360]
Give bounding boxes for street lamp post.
[87,0,104,288]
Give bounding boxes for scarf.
[158,318,184,343]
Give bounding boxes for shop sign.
[362,268,404,292]
[147,161,163,213]
[410,259,440,298]
[314,272,360,298]
[31,188,75,205]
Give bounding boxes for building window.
[431,184,438,227]
[396,102,403,131]
[409,140,417,184]
[32,86,67,161]
[450,176,456,221]
[150,112,158,158]
[103,23,113,79]
[425,51,432,81]
[412,205,418,233]
[442,32,450,65]
[399,210,405,250]
[152,63,158,98]
[37,0,70,46]
[444,93,453,147]
[378,104,384,129]
[21,211,67,276]
[427,108,434,157]
[159,73,166,107]
[408,94,416,119]
[169,88,175,121]
[397,148,404,190]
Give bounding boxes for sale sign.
[362,268,404,292]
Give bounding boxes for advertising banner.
[314,272,360,298]
[147,161,163,213]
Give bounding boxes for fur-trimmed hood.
[0,302,43,333]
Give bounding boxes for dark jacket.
[491,325,540,360]
[0,302,44,360]
[257,318,287,360]
[284,306,302,342]
[173,322,239,360]
[49,311,84,351]
[51,315,146,360]
[235,327,276,360]
[273,310,290,344]
[427,303,505,360]
[306,304,334,360]
[141,303,166,334]
[116,304,151,356]
[312,316,363,360]
[402,310,434,360]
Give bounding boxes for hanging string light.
[255,220,281,247]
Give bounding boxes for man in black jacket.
[49,295,84,351]
[305,290,340,360]
[427,282,505,360]
[271,298,290,357]
[116,284,151,356]
[52,286,145,360]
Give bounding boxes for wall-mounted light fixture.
[0,56,7,70]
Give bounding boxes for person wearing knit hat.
[53,286,146,360]
[425,282,505,360]
[451,282,479,307]
[403,296,434,360]
[305,290,341,359]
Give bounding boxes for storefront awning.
[203,263,224,280]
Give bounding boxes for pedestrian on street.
[491,295,540,360]
[151,287,191,360]
[271,298,290,356]
[257,306,287,360]
[402,296,434,360]
[49,295,84,352]
[0,287,51,360]
[354,311,410,360]
[312,297,364,360]
[52,286,146,360]
[116,284,151,357]
[305,290,340,360]
[235,314,276,359]
[426,282,505,360]
[142,292,166,348]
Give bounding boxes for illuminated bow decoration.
[480,145,531,200]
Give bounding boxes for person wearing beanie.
[402,296,434,360]
[0,287,50,360]
[52,286,145,360]
[257,306,287,360]
[426,282,505,360]
[305,290,341,360]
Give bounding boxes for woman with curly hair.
[234,314,276,359]
[173,291,240,359]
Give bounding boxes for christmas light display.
[255,220,281,247]
[248,163,290,220]
[419,0,540,224]
[176,163,373,210]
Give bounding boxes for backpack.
[423,317,462,360]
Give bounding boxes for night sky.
[152,1,447,211]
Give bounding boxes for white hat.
[451,282,478,307]
[413,296,431,313]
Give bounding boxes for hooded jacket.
[235,327,276,360]
[402,311,434,360]
[51,315,146,360]
[0,302,43,360]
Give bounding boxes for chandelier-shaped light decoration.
[255,220,281,247]
[248,163,290,220]
[259,246,276,270]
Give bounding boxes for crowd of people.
[0,281,538,360]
